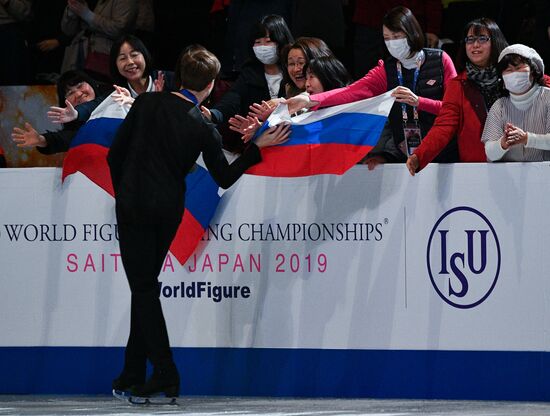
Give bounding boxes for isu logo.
[427,207,501,309]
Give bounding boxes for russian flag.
[247,90,395,177]
[61,93,221,266]
[170,162,221,265]
[62,93,127,195]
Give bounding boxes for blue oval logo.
[427,206,501,309]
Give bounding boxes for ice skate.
[119,368,180,405]
[111,369,146,403]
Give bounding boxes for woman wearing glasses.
[285,6,458,169]
[406,18,508,175]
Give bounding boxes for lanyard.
[396,60,421,124]
[179,89,199,106]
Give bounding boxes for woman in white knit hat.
[482,44,550,161]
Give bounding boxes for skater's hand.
[228,115,261,143]
[247,99,279,121]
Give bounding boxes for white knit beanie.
[498,44,545,74]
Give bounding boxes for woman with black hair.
[47,34,175,125]
[405,18,509,175]
[304,56,352,94]
[482,44,550,162]
[286,6,458,168]
[206,14,293,152]
[209,14,294,125]
[227,55,351,142]
[110,33,176,98]
[281,36,334,98]
[11,70,112,154]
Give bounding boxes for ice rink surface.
[2,396,550,416]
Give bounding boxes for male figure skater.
[107,45,289,402]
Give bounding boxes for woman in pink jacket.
[286,6,457,168]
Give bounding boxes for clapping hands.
[501,122,527,150]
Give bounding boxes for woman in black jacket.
[11,70,112,153]
[208,15,293,151]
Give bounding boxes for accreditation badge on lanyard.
[396,60,422,156]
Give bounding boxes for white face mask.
[502,70,532,95]
[384,38,411,62]
[253,45,279,65]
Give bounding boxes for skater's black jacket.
[107,91,261,224]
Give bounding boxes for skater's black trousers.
[117,221,180,372]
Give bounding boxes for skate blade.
[113,389,178,405]
[141,395,178,405]
[112,389,132,403]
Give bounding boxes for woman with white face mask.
[207,14,293,152]
[482,44,550,162]
[285,6,458,169]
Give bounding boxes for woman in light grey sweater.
[482,44,550,162]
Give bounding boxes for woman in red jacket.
[406,18,508,175]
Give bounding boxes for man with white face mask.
[482,44,550,162]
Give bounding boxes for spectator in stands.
[46,34,174,127]
[107,46,289,400]
[282,37,335,98]
[482,44,550,161]
[209,15,293,124]
[304,56,352,94]
[206,14,293,152]
[219,0,292,77]
[286,6,458,169]
[0,0,32,85]
[110,34,175,98]
[405,18,509,176]
[228,55,351,142]
[352,0,442,79]
[11,70,112,153]
[26,0,70,84]
[240,37,337,126]
[60,0,138,81]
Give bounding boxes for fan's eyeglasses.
[464,35,491,44]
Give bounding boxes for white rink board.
[0,164,549,352]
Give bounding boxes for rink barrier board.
[1,347,549,400]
